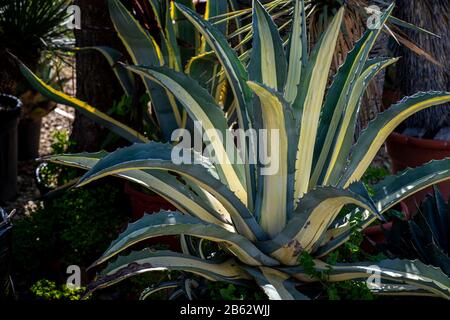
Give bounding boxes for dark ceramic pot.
[18,118,42,161]
[0,94,22,202]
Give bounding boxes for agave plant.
[20,0,450,299]
[380,187,450,277]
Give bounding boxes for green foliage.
[362,166,390,196]
[298,251,375,300]
[14,136,130,298]
[297,208,385,300]
[18,0,230,143]
[0,0,73,110]
[51,130,75,155]
[37,130,78,189]
[362,166,390,185]
[30,279,85,301]
[325,281,375,301]
[106,93,160,143]
[332,209,386,263]
[56,186,127,263]
[109,95,133,118]
[12,183,128,283]
[17,55,72,120]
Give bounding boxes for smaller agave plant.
[19,0,450,299]
[381,187,450,279]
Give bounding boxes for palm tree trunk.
[393,0,449,138]
[71,0,125,152]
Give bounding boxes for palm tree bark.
[237,0,388,136]
[71,0,125,152]
[393,0,449,138]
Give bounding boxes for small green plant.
[332,209,387,264]
[325,281,375,301]
[297,208,385,300]
[51,130,75,155]
[109,94,133,118]
[30,279,85,301]
[105,93,159,145]
[38,130,78,189]
[362,166,390,196]
[362,166,390,184]
[298,251,375,300]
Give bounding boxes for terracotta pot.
[360,222,392,254]
[124,182,176,219]
[364,221,393,241]
[385,132,450,213]
[382,89,450,214]
[124,182,180,251]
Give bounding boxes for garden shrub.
[30,279,85,300]
[12,182,129,295]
